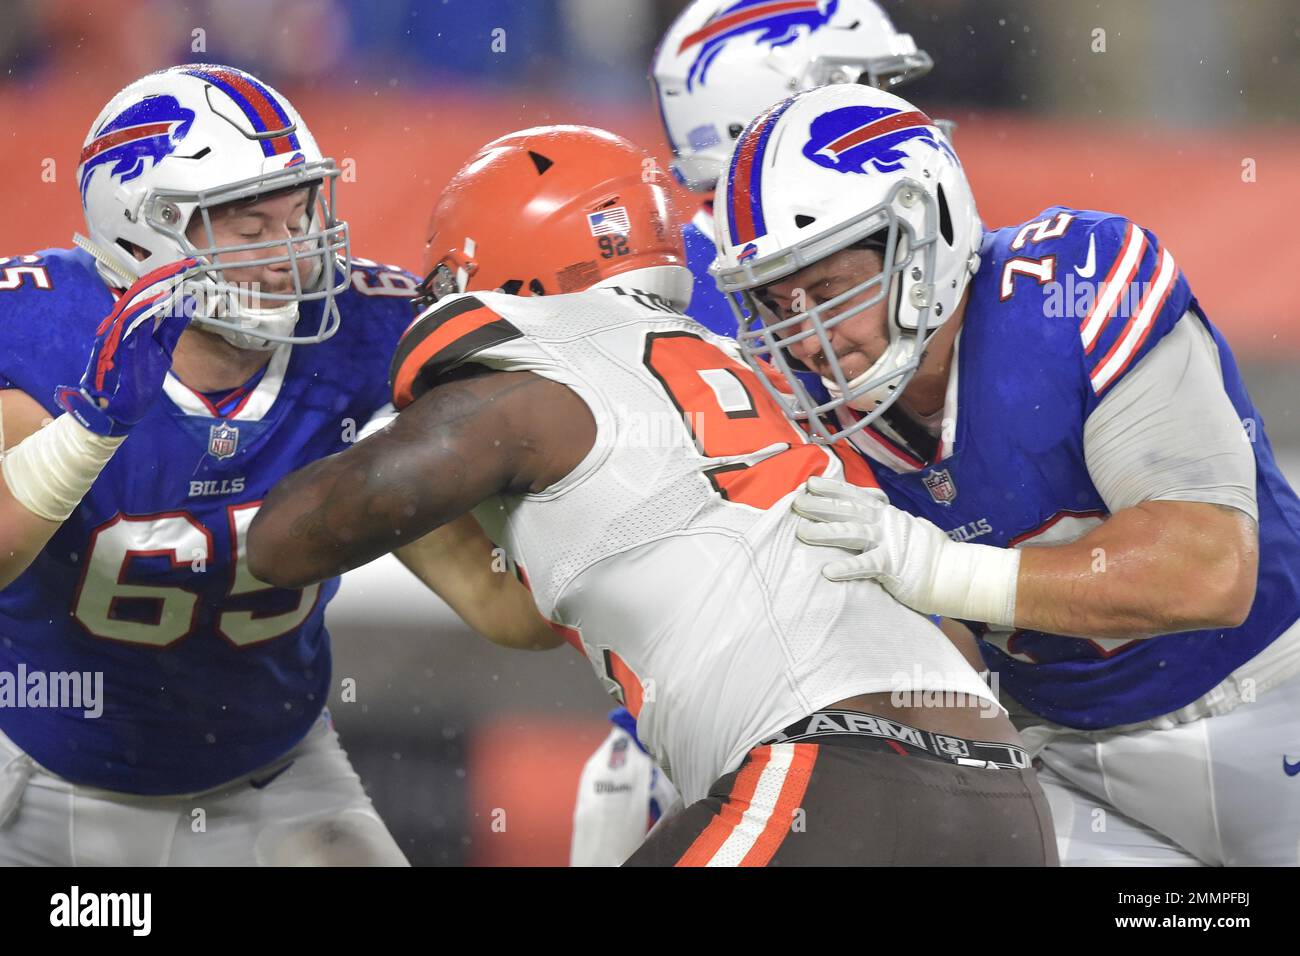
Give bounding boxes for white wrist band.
[2,414,125,522]
[933,542,1021,628]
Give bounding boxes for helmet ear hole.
[794,214,817,229]
[115,238,150,262]
[937,181,954,246]
[727,123,744,139]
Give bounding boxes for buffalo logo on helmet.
[677,0,840,90]
[738,242,759,261]
[78,95,196,200]
[803,104,956,176]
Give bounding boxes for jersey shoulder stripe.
[982,208,1192,402]
[1076,219,1188,398]
[1084,244,1181,394]
[1020,210,1189,397]
[389,294,522,407]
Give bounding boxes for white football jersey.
[393,284,995,802]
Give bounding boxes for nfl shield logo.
[922,468,957,505]
[608,736,629,770]
[208,422,240,460]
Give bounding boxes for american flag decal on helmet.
[587,207,631,237]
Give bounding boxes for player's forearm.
[250,445,470,589]
[441,574,564,651]
[1,411,127,590]
[249,376,535,589]
[393,517,562,651]
[1013,501,1258,639]
[0,488,61,590]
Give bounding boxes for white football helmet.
[77,64,350,349]
[711,84,982,443]
[652,0,932,193]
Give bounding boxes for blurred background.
[0,0,1297,864]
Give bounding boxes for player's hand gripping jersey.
[0,247,418,793]
[839,207,1300,729]
[391,283,995,803]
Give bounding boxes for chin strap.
[73,233,138,289]
[189,278,301,351]
[199,312,298,352]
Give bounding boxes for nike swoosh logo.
[249,760,295,790]
[1285,756,1300,777]
[1074,235,1097,278]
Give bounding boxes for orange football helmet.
[414,125,686,310]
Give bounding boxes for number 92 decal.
[597,235,629,259]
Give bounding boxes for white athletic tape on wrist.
[1,414,125,522]
[933,541,1021,628]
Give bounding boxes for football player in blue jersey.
[712,82,1300,865]
[651,0,935,340]
[568,0,940,867]
[0,64,550,865]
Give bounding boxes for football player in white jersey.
[247,124,1057,866]
[565,0,943,868]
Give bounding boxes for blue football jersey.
[681,205,739,338]
[843,207,1300,729]
[0,247,419,793]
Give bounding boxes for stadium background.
[0,0,1296,864]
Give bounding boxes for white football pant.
[0,711,407,866]
[1018,626,1300,866]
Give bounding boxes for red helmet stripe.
[822,110,934,156]
[678,0,822,53]
[79,122,176,165]
[199,67,297,155]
